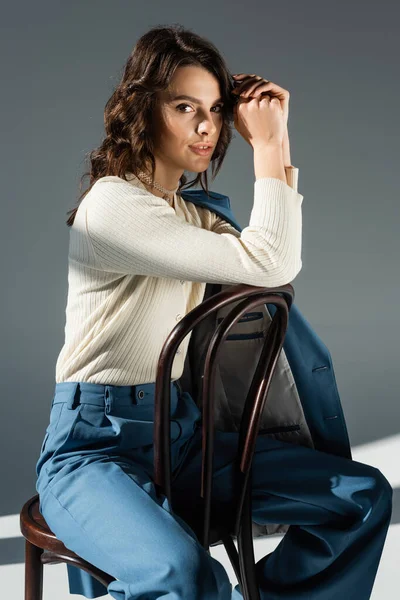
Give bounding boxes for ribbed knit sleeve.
[85,176,303,287]
[212,165,299,233]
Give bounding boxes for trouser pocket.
[35,401,66,478]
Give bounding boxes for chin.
[181,161,210,174]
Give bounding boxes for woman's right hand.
[231,74,287,148]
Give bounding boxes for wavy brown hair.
[66,24,238,227]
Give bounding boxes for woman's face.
[152,65,224,176]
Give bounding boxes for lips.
[189,143,214,149]
[189,145,214,156]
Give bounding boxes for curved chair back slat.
[153,283,293,600]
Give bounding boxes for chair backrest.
[152,282,294,548]
[20,282,293,600]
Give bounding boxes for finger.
[233,74,287,94]
[244,79,288,101]
[232,76,262,96]
[232,73,256,80]
[252,82,287,101]
[234,79,287,104]
[240,80,271,98]
[244,82,289,120]
[231,74,258,89]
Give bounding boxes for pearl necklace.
[136,170,179,204]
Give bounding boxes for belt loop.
[130,385,138,405]
[66,382,80,410]
[104,385,113,414]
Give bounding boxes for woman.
[35,24,392,600]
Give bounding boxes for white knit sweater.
[55,168,303,385]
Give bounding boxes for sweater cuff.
[250,176,303,227]
[284,166,299,192]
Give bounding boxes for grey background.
[1,0,399,566]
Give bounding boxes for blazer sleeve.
[85,176,303,287]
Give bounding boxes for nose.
[197,115,218,137]
[198,124,217,140]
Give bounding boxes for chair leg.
[25,540,43,600]
[222,533,242,587]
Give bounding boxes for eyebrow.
[169,94,224,104]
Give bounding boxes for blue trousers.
[35,381,392,600]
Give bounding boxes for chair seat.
[20,494,71,555]
[20,494,116,586]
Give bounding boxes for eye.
[176,103,224,113]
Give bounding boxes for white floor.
[2,434,399,599]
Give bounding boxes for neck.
[141,160,182,193]
[137,174,176,203]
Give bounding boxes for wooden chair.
[20,282,294,600]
